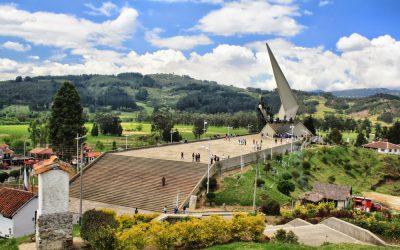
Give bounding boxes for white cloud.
[195,0,304,36]
[336,33,371,52]
[28,55,40,60]
[150,0,223,4]
[1,34,400,91]
[1,41,31,51]
[85,1,118,16]
[0,4,138,50]
[146,29,213,50]
[319,0,332,7]
[304,10,313,16]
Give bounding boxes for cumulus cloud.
[336,33,371,52]
[319,0,333,7]
[85,1,118,16]
[0,4,138,50]
[195,0,304,36]
[146,29,213,50]
[1,33,400,91]
[1,41,31,51]
[150,0,223,4]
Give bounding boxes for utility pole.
[252,164,258,214]
[227,126,232,136]
[203,121,207,139]
[290,125,294,153]
[125,135,128,149]
[247,124,252,133]
[207,142,211,194]
[170,130,173,143]
[75,133,87,225]
[23,140,26,157]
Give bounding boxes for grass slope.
[214,146,400,206]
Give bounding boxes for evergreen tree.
[151,108,174,142]
[192,118,205,139]
[387,121,400,144]
[355,131,367,147]
[49,81,86,160]
[28,119,40,147]
[91,123,99,136]
[112,141,117,150]
[327,128,342,145]
[374,123,382,140]
[303,115,316,135]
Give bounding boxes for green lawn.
[206,242,397,250]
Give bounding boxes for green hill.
[214,146,400,206]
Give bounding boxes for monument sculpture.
[259,43,313,138]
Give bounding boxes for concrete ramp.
[265,218,387,247]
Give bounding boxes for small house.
[0,144,14,164]
[302,182,352,209]
[0,188,38,238]
[29,147,54,160]
[363,141,400,155]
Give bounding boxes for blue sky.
[0,0,399,91]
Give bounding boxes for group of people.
[252,139,263,151]
[163,204,188,214]
[192,152,201,162]
[238,137,247,145]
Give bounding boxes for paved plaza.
[113,133,292,164]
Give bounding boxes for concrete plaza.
[113,134,292,164]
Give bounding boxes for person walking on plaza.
[192,152,195,162]
[181,152,184,160]
[173,206,178,214]
[135,208,138,214]
[162,176,166,186]
[163,206,168,214]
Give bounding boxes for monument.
[35,156,73,250]
[259,43,313,138]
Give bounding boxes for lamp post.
[247,124,252,133]
[124,135,129,149]
[203,121,208,139]
[227,126,232,136]
[201,142,212,193]
[170,129,173,143]
[75,134,87,225]
[252,164,259,214]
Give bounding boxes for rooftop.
[311,182,352,201]
[0,188,36,219]
[363,141,400,150]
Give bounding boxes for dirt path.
[363,191,400,211]
[19,237,85,250]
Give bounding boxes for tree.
[0,172,9,183]
[303,115,316,135]
[192,118,205,139]
[277,180,295,196]
[327,128,342,145]
[375,123,382,140]
[378,112,394,124]
[91,123,99,136]
[151,108,174,142]
[95,114,123,136]
[387,121,400,144]
[49,81,86,160]
[260,199,280,215]
[28,119,40,147]
[9,170,20,180]
[135,88,149,101]
[15,76,22,82]
[136,110,149,123]
[95,141,105,151]
[112,141,117,150]
[355,131,367,147]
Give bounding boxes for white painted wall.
[38,170,69,216]
[13,197,38,238]
[377,148,400,155]
[0,215,14,238]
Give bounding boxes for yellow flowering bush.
[117,213,159,230]
[230,213,266,242]
[199,216,232,247]
[117,223,150,250]
[148,221,177,250]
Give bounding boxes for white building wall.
[38,170,69,216]
[13,197,38,238]
[0,215,14,238]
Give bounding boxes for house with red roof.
[0,144,14,160]
[0,188,38,238]
[363,141,400,155]
[29,147,54,160]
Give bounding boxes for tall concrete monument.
[260,43,312,138]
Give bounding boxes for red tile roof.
[30,147,53,155]
[34,155,72,175]
[363,141,400,150]
[0,188,36,219]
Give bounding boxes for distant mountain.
[330,88,400,98]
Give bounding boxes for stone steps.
[70,154,207,212]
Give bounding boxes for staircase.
[69,154,207,212]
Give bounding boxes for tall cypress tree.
[49,81,86,160]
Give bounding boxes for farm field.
[0,123,248,151]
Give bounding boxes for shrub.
[328,175,336,183]
[256,178,265,187]
[172,218,205,248]
[291,170,300,179]
[272,229,299,244]
[90,226,117,250]
[344,163,352,171]
[117,223,149,250]
[273,153,282,162]
[277,180,295,196]
[0,172,9,183]
[202,177,217,191]
[9,170,20,180]
[260,199,280,216]
[281,172,292,180]
[81,209,118,247]
[200,216,232,247]
[231,213,266,242]
[149,222,176,250]
[302,161,311,170]
[303,170,311,176]
[117,213,159,230]
[264,163,271,172]
[297,176,309,188]
[206,192,216,205]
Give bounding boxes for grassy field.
[206,242,397,250]
[214,146,400,206]
[0,123,248,151]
